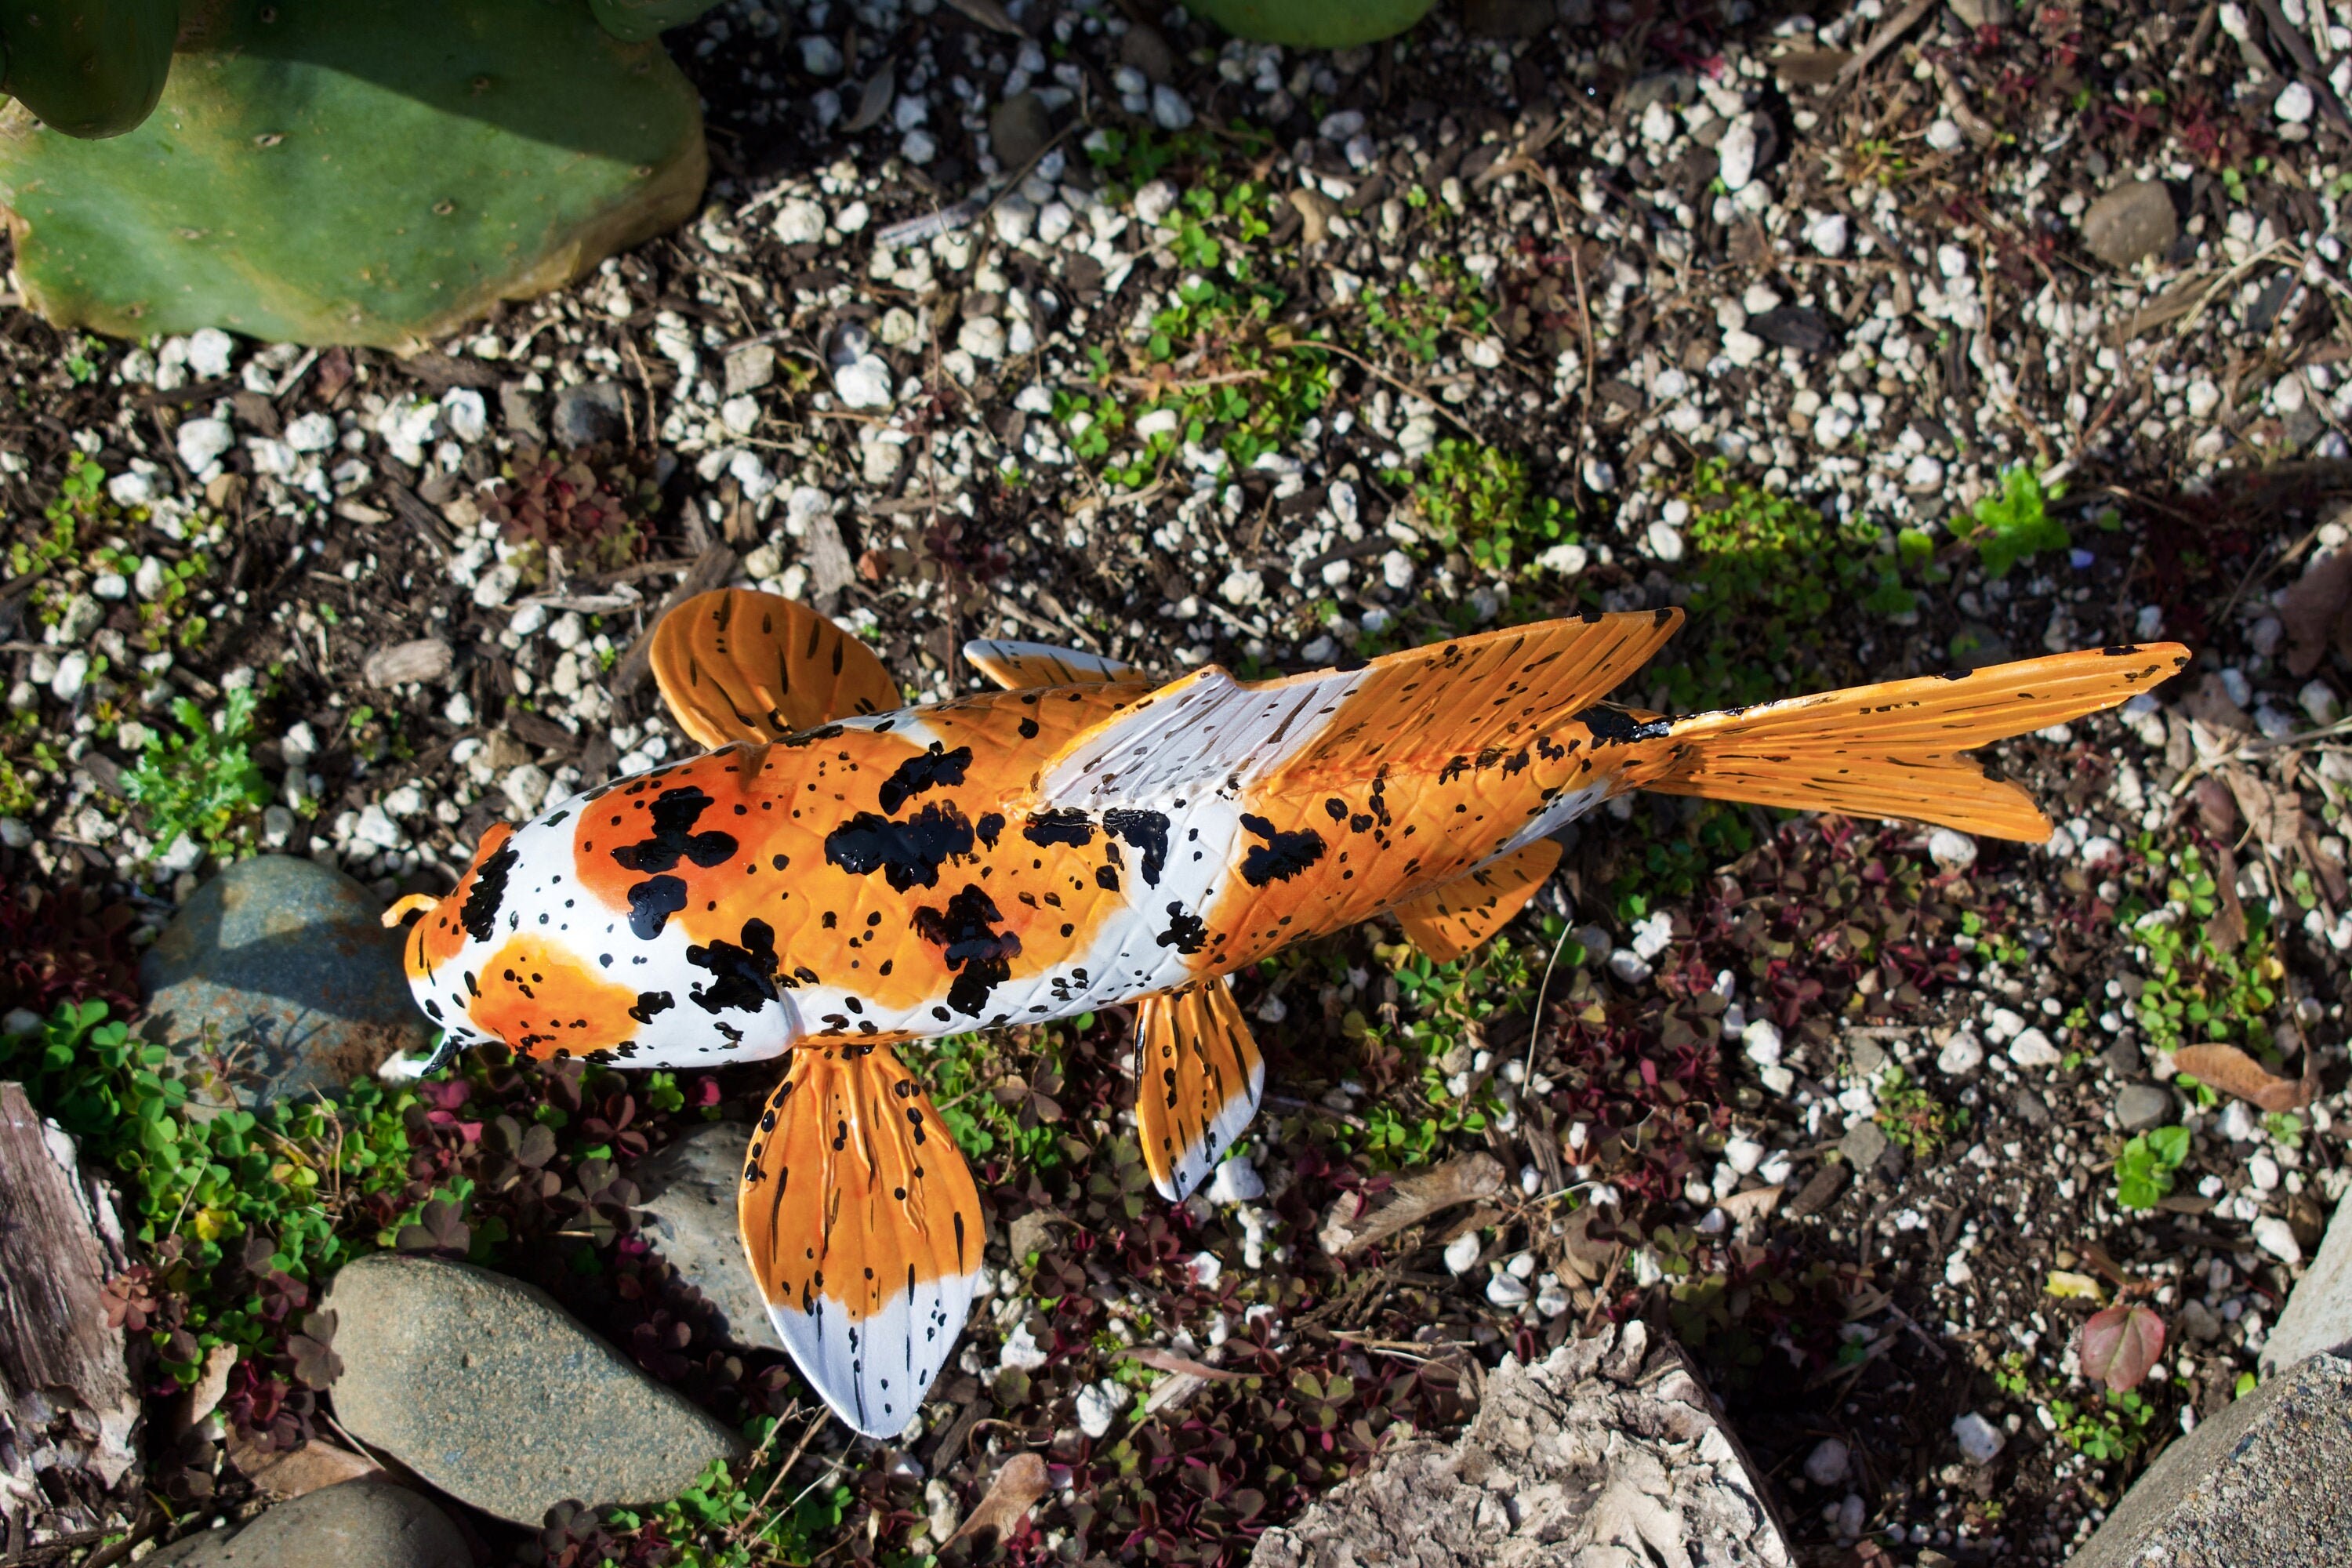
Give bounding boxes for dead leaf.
[2191,775,2241,843]
[946,1452,1049,1550]
[1115,1346,1246,1381]
[845,60,895,133]
[2183,672,2252,738]
[2044,1270,2107,1301]
[2172,1042,2314,1112]
[2079,1303,2166,1392]
[1318,1153,1505,1254]
[2277,546,2352,677]
[1558,1203,1623,1283]
[2208,844,2249,951]
[1716,1184,1783,1237]
[184,1343,238,1430]
[224,1432,380,1500]
[2219,765,2304,853]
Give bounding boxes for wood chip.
[1318,1154,1506,1255]
[363,637,455,688]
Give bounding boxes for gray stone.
[1947,0,2004,28]
[1838,1120,1889,1174]
[723,344,776,398]
[154,1481,468,1568]
[140,855,430,1110]
[2081,181,2178,270]
[988,93,1053,171]
[552,381,626,449]
[324,1254,745,1525]
[633,1123,779,1351]
[2009,1085,2052,1129]
[2069,1352,2352,1568]
[2101,1036,2143,1078]
[1618,73,1693,115]
[499,383,543,445]
[1846,1037,1888,1077]
[2262,1193,2352,1375]
[2115,1083,2174,1134]
[1118,24,1175,84]
[1250,1322,1791,1568]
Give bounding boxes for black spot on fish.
[459,838,520,942]
[1156,902,1208,953]
[877,743,972,812]
[630,990,675,1024]
[824,802,976,891]
[1023,808,1095,848]
[1103,808,1170,887]
[1574,705,1673,744]
[626,876,689,938]
[1018,716,1040,739]
[612,787,739,873]
[686,919,781,1014]
[912,884,1023,1018]
[1095,864,1120,891]
[975,812,1006,848]
[1239,814,1327,887]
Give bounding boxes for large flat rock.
[147,1480,467,1568]
[140,855,430,1108]
[632,1122,779,1350]
[323,1254,745,1526]
[2068,1352,2352,1568]
[2261,1192,2352,1375]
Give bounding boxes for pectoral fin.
[653,588,901,746]
[1132,978,1265,1203]
[1391,839,1562,964]
[739,1043,982,1439]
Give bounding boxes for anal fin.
[1133,979,1265,1203]
[1391,839,1562,964]
[739,1043,982,1439]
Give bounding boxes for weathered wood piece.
[0,1083,140,1537]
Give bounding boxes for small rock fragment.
[1951,1411,2005,1464]
[2082,181,2178,270]
[1927,828,1977,873]
[364,637,454,688]
[1804,1436,1850,1486]
[989,92,1054,169]
[2116,1083,2173,1133]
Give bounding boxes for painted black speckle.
[687,919,781,1014]
[612,787,740,873]
[630,990,675,1024]
[913,884,1023,1017]
[1239,814,1327,886]
[877,743,973,812]
[1103,808,1170,887]
[825,802,977,891]
[1023,808,1095,848]
[459,838,520,942]
[626,876,689,938]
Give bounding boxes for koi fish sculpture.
[387,590,2186,1436]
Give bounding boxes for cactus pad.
[0,0,180,139]
[0,0,706,350]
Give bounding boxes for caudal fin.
[1629,644,2190,841]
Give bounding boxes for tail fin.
[1629,644,2190,841]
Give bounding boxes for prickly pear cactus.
[0,0,181,138]
[0,0,706,350]
[1187,0,1435,47]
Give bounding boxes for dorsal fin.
[651,588,901,747]
[962,637,1144,691]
